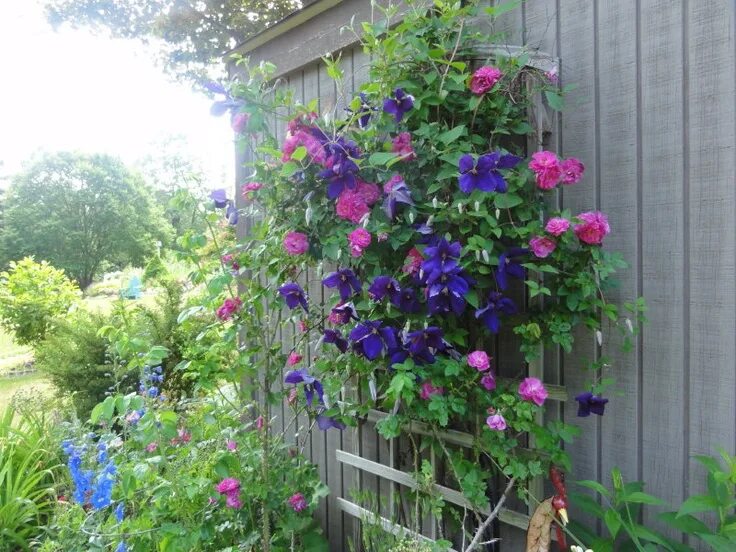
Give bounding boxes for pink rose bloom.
[348,228,371,257]
[281,132,300,162]
[574,211,611,245]
[356,180,381,206]
[529,151,562,190]
[216,478,241,495]
[480,373,496,391]
[255,415,264,430]
[336,189,370,224]
[283,231,309,255]
[226,439,237,451]
[518,377,548,406]
[298,320,308,333]
[529,236,557,258]
[288,492,308,512]
[545,217,570,236]
[419,381,444,400]
[392,132,416,161]
[402,247,424,275]
[216,297,242,321]
[469,65,503,95]
[178,428,191,443]
[241,181,263,200]
[467,351,491,371]
[560,157,585,184]
[287,352,303,366]
[486,413,507,431]
[545,67,559,84]
[301,131,328,164]
[225,494,243,509]
[145,442,158,453]
[231,112,249,134]
[384,174,405,194]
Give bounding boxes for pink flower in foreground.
[545,67,559,84]
[480,373,496,391]
[255,415,264,430]
[469,65,503,95]
[225,494,243,509]
[231,112,249,134]
[348,228,372,257]
[288,492,308,512]
[574,211,610,245]
[392,132,416,161]
[336,189,370,224]
[560,158,585,184]
[518,377,548,406]
[419,381,444,400]
[226,439,237,451]
[467,351,491,372]
[486,413,507,431]
[216,297,242,321]
[241,181,263,200]
[545,217,570,236]
[145,442,158,453]
[356,180,381,206]
[529,236,557,258]
[402,247,423,275]
[216,478,241,495]
[287,387,299,406]
[283,231,309,255]
[383,174,404,194]
[287,352,303,366]
[298,320,308,333]
[178,428,191,443]
[529,151,562,190]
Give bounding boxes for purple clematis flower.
[383,178,414,220]
[323,268,362,301]
[330,302,358,325]
[350,320,397,360]
[427,269,470,315]
[323,329,349,353]
[318,156,360,199]
[405,327,446,363]
[458,152,521,193]
[393,287,421,313]
[496,247,528,290]
[368,276,401,303]
[421,238,463,282]
[210,189,228,208]
[347,93,375,129]
[383,88,415,122]
[575,392,609,417]
[225,203,238,225]
[278,282,309,312]
[317,413,346,431]
[475,292,517,333]
[284,368,324,407]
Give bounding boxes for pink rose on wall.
[529,151,562,190]
[480,373,496,391]
[287,352,303,366]
[560,157,585,184]
[486,413,507,431]
[231,112,249,134]
[469,66,503,95]
[574,211,610,245]
[518,377,548,406]
[356,180,381,205]
[392,132,416,161]
[216,297,242,321]
[288,492,308,512]
[336,189,370,224]
[467,351,491,371]
[529,236,557,258]
[283,231,309,255]
[241,181,263,200]
[348,228,372,257]
[384,174,404,194]
[419,381,444,400]
[402,247,423,275]
[545,217,570,236]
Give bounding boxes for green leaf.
[291,146,307,162]
[545,90,565,111]
[369,152,399,166]
[624,491,666,505]
[604,509,622,539]
[494,193,523,209]
[576,479,611,498]
[658,511,710,535]
[437,125,467,145]
[677,494,720,517]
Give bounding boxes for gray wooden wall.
[231,0,736,549]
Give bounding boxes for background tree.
[44,0,305,83]
[3,152,173,288]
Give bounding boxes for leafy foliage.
[0,257,80,345]
[3,152,173,288]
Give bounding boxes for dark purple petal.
[284,369,308,384]
[317,414,346,431]
[362,334,384,360]
[497,153,522,169]
[210,189,228,208]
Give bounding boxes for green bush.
[0,258,80,346]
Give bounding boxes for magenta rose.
[574,211,611,245]
[545,217,570,236]
[529,236,557,258]
[288,492,308,512]
[467,351,491,371]
[348,228,372,257]
[419,381,444,400]
[486,413,507,431]
[480,373,496,391]
[287,352,303,366]
[215,477,240,495]
[216,297,242,321]
[231,112,249,134]
[356,180,381,205]
[384,174,404,194]
[560,157,585,184]
[392,132,416,161]
[469,65,503,95]
[283,231,309,255]
[529,151,562,190]
[336,189,370,224]
[518,377,548,406]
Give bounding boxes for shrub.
[0,258,80,346]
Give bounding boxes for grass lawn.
[0,372,51,412]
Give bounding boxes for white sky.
[0,1,235,188]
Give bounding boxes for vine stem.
[463,476,516,552]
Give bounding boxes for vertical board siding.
[233,1,736,549]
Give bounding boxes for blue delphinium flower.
[278,282,309,311]
[475,292,517,333]
[496,247,528,290]
[368,275,401,303]
[458,152,521,193]
[115,502,125,522]
[90,460,116,509]
[115,541,128,552]
[383,88,415,122]
[322,268,362,301]
[350,321,397,360]
[284,368,324,407]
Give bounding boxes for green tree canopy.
[3,152,173,288]
[44,0,303,82]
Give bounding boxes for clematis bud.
[474,201,480,212]
[369,375,377,401]
[482,250,490,263]
[475,250,481,261]
[392,399,401,415]
[432,197,438,208]
[495,208,500,219]
[427,215,434,225]
[336,248,342,260]
[305,206,313,226]
[362,215,370,228]
[317,262,323,277]
[409,211,415,223]
[458,202,464,213]
[323,394,331,409]
[595,330,603,346]
[625,318,634,333]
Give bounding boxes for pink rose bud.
[481,373,496,391]
[231,112,249,134]
[560,157,585,184]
